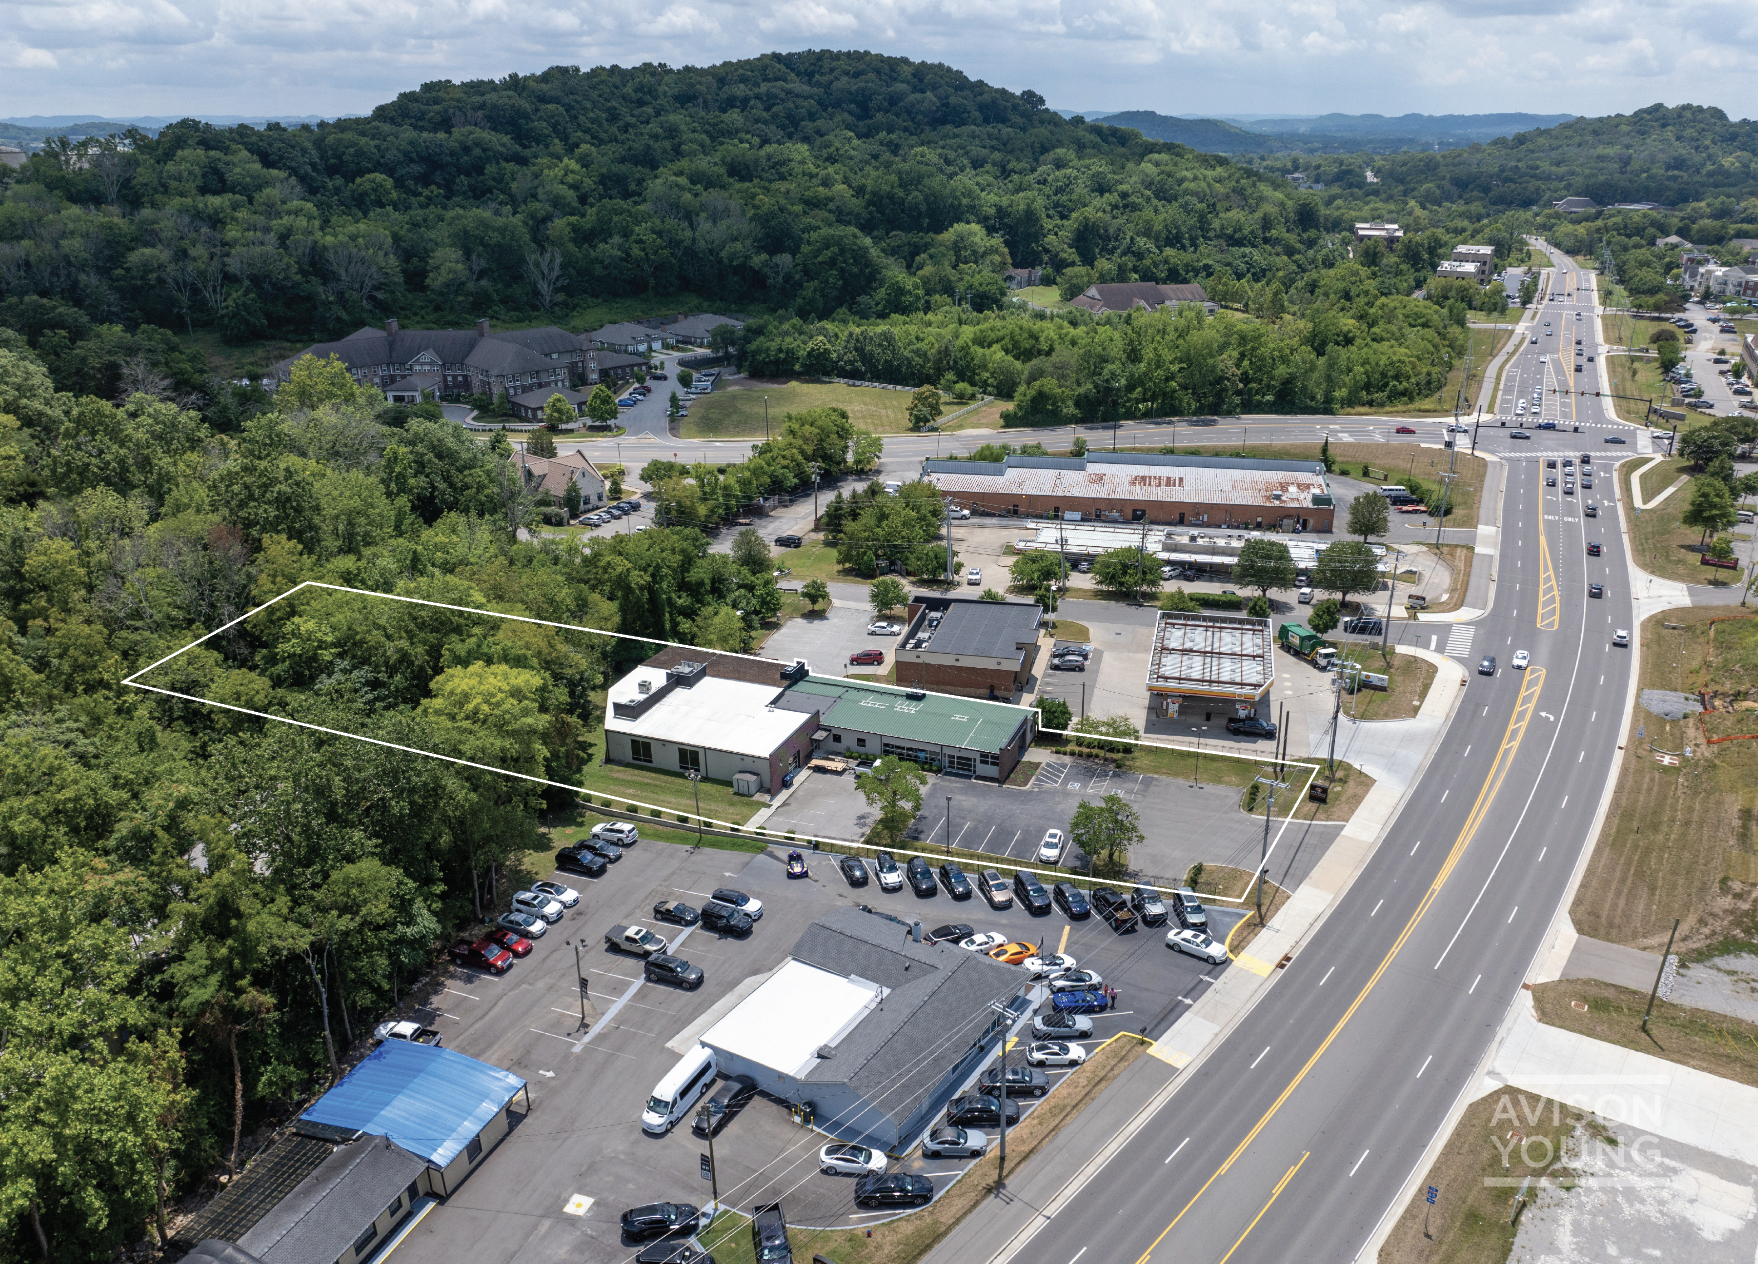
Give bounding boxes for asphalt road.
[979,246,1650,1264]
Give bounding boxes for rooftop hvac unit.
[636,679,651,695]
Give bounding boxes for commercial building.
[1146,610,1275,720]
[893,594,1043,700]
[1447,244,1495,282]
[1551,197,1599,213]
[603,648,1040,785]
[1434,260,1486,283]
[277,319,595,401]
[922,451,1335,533]
[173,1041,527,1264]
[1010,521,1344,577]
[1353,221,1403,243]
[696,906,1028,1151]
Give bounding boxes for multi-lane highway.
[937,247,1654,1263]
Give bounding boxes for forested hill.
[1285,104,1758,207]
[1089,112,1283,154]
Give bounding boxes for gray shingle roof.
[237,1137,427,1264]
[278,326,580,377]
[913,600,1040,658]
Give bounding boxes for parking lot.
[759,582,894,675]
[396,825,1229,1264]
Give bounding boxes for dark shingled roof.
[172,1135,336,1249]
[237,1137,427,1264]
[912,599,1040,659]
[277,326,580,377]
[791,907,1023,1130]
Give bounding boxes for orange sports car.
[988,941,1037,966]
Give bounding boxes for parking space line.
[591,970,641,982]
[529,1029,579,1043]
[441,986,481,1000]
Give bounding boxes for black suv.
[751,1203,792,1264]
[938,862,972,899]
[700,901,754,935]
[1131,886,1168,925]
[854,1173,933,1209]
[1052,882,1090,919]
[1090,887,1138,932]
[1226,715,1277,738]
[1012,870,1052,914]
[773,534,803,548]
[621,1203,700,1241]
[636,1242,711,1264]
[692,1074,758,1137]
[979,1065,1049,1098]
[652,901,700,926]
[907,856,937,897]
[556,845,608,878]
[947,1094,1021,1127]
[644,954,704,990]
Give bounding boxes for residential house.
[595,351,650,383]
[1067,282,1214,315]
[667,313,745,343]
[1353,221,1403,243]
[277,319,593,402]
[590,322,674,354]
[1656,234,1693,249]
[1003,267,1043,289]
[509,385,590,422]
[511,450,607,508]
[1551,197,1599,213]
[1707,266,1758,300]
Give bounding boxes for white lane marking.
[1464,745,1471,757]
[1350,1150,1370,1177]
[1507,906,1519,923]
[529,1028,579,1043]
[1469,974,1481,994]
[1066,1249,1088,1264]
[1250,1047,1271,1069]
[1320,966,1335,986]
[1538,848,1546,862]
[1417,1055,1433,1077]
[1410,840,1421,856]
[1165,1138,1190,1164]
[1371,899,1384,916]
[1560,796,1568,809]
[1578,750,1583,763]
[1482,706,1489,716]
[1440,790,1448,803]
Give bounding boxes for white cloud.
[0,0,1748,121]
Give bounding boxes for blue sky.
[0,0,1750,119]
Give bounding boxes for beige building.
[510,449,607,508]
[1449,245,1495,282]
[1353,221,1403,243]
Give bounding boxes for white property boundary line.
[120,579,1319,902]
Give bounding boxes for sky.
[1,0,1752,121]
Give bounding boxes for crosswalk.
[1444,625,1475,660]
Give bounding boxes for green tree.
[732,527,772,575]
[1000,378,1076,427]
[1657,339,1682,373]
[851,431,884,474]
[1319,435,1335,472]
[1034,696,1072,730]
[1308,597,1342,635]
[585,384,620,428]
[1069,792,1143,877]
[275,354,375,413]
[677,367,694,389]
[1009,551,1064,590]
[1092,546,1159,600]
[980,588,1004,601]
[1247,594,1271,618]
[801,578,830,611]
[869,576,909,615]
[563,476,582,515]
[1159,586,1200,612]
[908,384,943,431]
[855,756,927,849]
[1347,491,1391,543]
[526,426,558,458]
[1682,475,1737,544]
[803,336,836,378]
[691,605,751,651]
[541,393,575,432]
[1314,540,1380,608]
[1233,538,1296,598]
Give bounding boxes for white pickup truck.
[605,924,670,958]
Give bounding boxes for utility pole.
[944,497,954,584]
[688,770,701,843]
[811,464,821,531]
[944,795,952,855]
[1641,918,1680,1034]
[764,395,769,443]
[1433,438,1457,550]
[1327,673,1343,774]
[566,939,588,1029]
[990,998,1016,1185]
[1381,546,1402,652]
[697,1100,720,1213]
[1254,772,1286,922]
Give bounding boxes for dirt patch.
[698,1035,1150,1264]
[1570,607,1758,956]
[1379,1090,1588,1264]
[1531,978,1758,1089]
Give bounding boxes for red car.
[1395,425,1417,434]
[449,939,514,974]
[849,648,885,666]
[487,928,534,957]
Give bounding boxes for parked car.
[873,851,904,892]
[448,939,513,973]
[868,621,902,635]
[1048,969,1105,994]
[1021,953,1076,980]
[980,1065,1050,1098]
[854,1173,933,1208]
[922,1125,988,1158]
[819,1143,887,1176]
[1032,1010,1094,1039]
[1172,888,1209,930]
[1091,887,1138,932]
[498,910,547,938]
[1013,870,1053,914]
[839,855,870,887]
[1051,989,1108,1015]
[946,1094,1020,1127]
[1026,1040,1088,1068]
[1131,886,1168,926]
[621,1204,700,1242]
[555,845,608,878]
[1052,882,1090,918]
[925,923,974,945]
[531,880,580,908]
[938,862,973,899]
[1226,715,1277,738]
[849,648,885,666]
[987,941,1036,965]
[1167,928,1229,964]
[1037,830,1067,864]
[486,928,534,956]
[645,954,704,990]
[1049,656,1086,672]
[653,901,700,926]
[750,1204,791,1264]
[979,870,1013,908]
[907,857,938,897]
[699,901,754,935]
[593,821,640,845]
[710,888,762,920]
[512,890,566,923]
[692,1074,759,1137]
[958,931,1008,953]
[967,568,982,586]
[773,534,803,548]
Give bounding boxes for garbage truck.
[1277,623,1337,669]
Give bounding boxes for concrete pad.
[1562,935,1665,993]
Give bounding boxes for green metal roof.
[789,676,1033,753]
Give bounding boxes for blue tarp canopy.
[300,1040,525,1168]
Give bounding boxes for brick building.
[893,595,1043,700]
[921,452,1335,533]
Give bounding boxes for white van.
[642,1045,718,1134]
[1297,587,1313,604]
[884,481,901,495]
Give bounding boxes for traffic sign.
[1426,1185,1439,1205]
[701,1154,714,1181]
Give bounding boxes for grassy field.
[1570,607,1758,957]
[1339,325,1513,418]
[941,398,1010,432]
[1619,457,1745,586]
[569,730,764,826]
[697,1035,1150,1264]
[543,807,765,858]
[1011,285,1069,309]
[1378,1090,1590,1264]
[1202,864,1292,952]
[681,380,913,437]
[1046,618,1091,642]
[1532,978,1758,1088]
[1333,643,1438,721]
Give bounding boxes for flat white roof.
[604,666,805,760]
[699,959,886,1077]
[1147,611,1274,700]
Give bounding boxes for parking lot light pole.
[697,1101,720,1213]
[688,771,702,843]
[944,795,952,855]
[989,999,1014,1185]
[566,939,587,1029]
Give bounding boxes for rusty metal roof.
[1146,612,1274,700]
[923,452,1328,508]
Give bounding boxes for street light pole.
[1381,546,1402,652]
[688,770,701,843]
[944,795,952,855]
[697,1101,721,1213]
[567,939,588,1028]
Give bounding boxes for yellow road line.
[1131,668,1546,1264]
[1536,507,1560,631]
[1215,1151,1310,1264]
[1058,924,1070,955]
